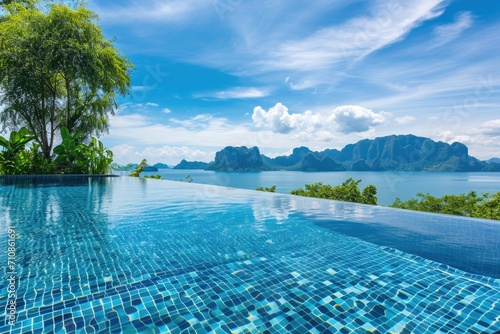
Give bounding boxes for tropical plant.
[0,2,133,159]
[52,127,89,174]
[87,137,113,174]
[129,159,147,177]
[51,127,113,174]
[0,127,35,174]
[291,178,378,205]
[16,143,54,174]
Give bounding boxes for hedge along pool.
[0,176,499,333]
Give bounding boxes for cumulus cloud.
[252,103,387,138]
[252,103,306,133]
[109,144,214,165]
[437,130,471,145]
[436,120,500,159]
[330,105,387,134]
[162,108,172,114]
[395,115,417,124]
[469,119,500,136]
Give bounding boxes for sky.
[87,0,500,166]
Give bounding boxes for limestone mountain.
[173,159,211,170]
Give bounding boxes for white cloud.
[131,86,151,91]
[435,120,500,159]
[252,103,305,134]
[469,119,500,137]
[109,144,214,165]
[111,114,152,128]
[93,0,210,23]
[194,87,269,100]
[437,130,471,145]
[432,12,473,47]
[252,103,387,137]
[395,115,417,124]
[162,108,172,114]
[262,0,446,73]
[330,105,388,134]
[146,102,159,107]
[169,114,229,130]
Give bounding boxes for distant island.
[153,163,170,169]
[175,134,500,172]
[173,159,211,170]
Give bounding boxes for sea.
[137,170,500,206]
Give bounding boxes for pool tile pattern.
[0,176,499,333]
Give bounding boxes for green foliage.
[256,185,276,192]
[53,127,88,173]
[390,191,500,220]
[144,175,163,180]
[0,2,133,158]
[291,178,377,205]
[87,137,113,174]
[0,127,35,174]
[17,142,54,174]
[472,192,500,220]
[51,127,112,174]
[0,0,38,10]
[129,159,147,177]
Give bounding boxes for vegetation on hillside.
[291,178,378,205]
[390,191,500,220]
[256,185,276,192]
[258,178,499,220]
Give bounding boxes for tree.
[0,2,133,159]
[0,0,37,9]
[291,178,377,205]
[389,191,500,220]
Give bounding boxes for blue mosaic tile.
[0,176,499,333]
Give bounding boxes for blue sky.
[88,0,500,165]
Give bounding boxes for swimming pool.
[1,176,499,333]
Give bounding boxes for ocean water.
[141,170,500,205]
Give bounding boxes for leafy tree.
[291,178,377,205]
[390,191,500,220]
[472,193,500,220]
[0,2,133,159]
[0,0,37,9]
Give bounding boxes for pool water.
[0,176,499,333]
